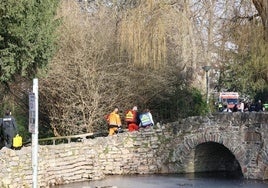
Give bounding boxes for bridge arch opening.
[193,141,243,178]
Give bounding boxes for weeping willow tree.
[116,0,209,121]
[219,7,268,98]
[118,0,198,82]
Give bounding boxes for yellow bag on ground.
[13,134,22,148]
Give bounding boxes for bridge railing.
[37,131,108,145]
[22,128,128,146]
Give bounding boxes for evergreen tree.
[0,0,60,83]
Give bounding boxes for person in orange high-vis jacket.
[108,107,122,136]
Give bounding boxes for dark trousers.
[3,129,15,148]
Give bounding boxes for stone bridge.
[0,113,268,187]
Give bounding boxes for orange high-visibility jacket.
[109,111,122,126]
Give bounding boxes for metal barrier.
[22,128,127,146]
[37,131,108,145]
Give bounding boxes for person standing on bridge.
[108,107,122,136]
[239,100,245,112]
[125,106,140,132]
[1,110,18,148]
[255,100,263,112]
[139,108,154,128]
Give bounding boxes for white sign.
[29,92,35,133]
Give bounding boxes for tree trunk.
[252,0,268,41]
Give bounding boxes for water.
[54,173,268,188]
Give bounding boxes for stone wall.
[0,127,173,188]
[0,112,267,187]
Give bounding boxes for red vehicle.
[219,92,239,109]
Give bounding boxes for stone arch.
[173,131,246,177]
[193,142,242,176]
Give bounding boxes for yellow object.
[13,134,22,148]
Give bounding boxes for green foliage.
[150,87,208,123]
[0,0,60,140]
[0,0,60,82]
[220,43,268,98]
[255,86,268,103]
[174,88,208,118]
[219,19,268,99]
[15,111,31,143]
